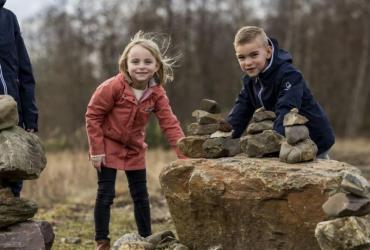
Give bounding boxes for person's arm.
[85,81,116,157]
[273,70,305,135]
[153,87,185,158]
[14,13,38,131]
[227,83,255,138]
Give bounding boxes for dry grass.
[22,148,176,207]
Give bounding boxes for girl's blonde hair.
[234,26,269,48]
[118,31,177,85]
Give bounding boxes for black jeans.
[0,179,22,197]
[94,167,151,241]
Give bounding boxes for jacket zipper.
[0,63,8,94]
[257,77,264,107]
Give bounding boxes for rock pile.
[178,99,240,158]
[279,108,318,163]
[239,107,283,157]
[315,172,370,250]
[0,95,53,250]
[112,231,188,250]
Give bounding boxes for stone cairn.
[279,108,318,163]
[178,99,240,158]
[240,107,284,157]
[0,95,53,250]
[315,171,370,250]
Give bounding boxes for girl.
[85,31,185,250]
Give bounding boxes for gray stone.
[160,156,360,250]
[283,108,309,126]
[0,221,46,250]
[315,215,370,250]
[0,95,19,131]
[0,188,38,228]
[192,110,221,125]
[341,172,370,198]
[187,123,219,136]
[246,120,274,134]
[279,139,318,163]
[285,125,310,144]
[145,230,175,246]
[199,99,221,114]
[202,137,240,158]
[0,126,47,180]
[251,107,276,122]
[210,131,232,138]
[35,221,55,250]
[117,241,154,250]
[112,233,147,250]
[177,136,209,158]
[171,243,189,250]
[240,130,284,157]
[322,192,370,217]
[218,119,232,132]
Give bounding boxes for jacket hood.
[0,0,6,8]
[260,38,292,78]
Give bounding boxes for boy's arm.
[227,85,254,138]
[274,70,304,135]
[85,82,116,156]
[153,87,185,158]
[14,14,38,131]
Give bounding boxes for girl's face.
[127,44,159,89]
[235,37,272,78]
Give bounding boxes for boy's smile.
[235,37,272,77]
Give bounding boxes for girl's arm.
[153,87,185,158]
[85,81,117,156]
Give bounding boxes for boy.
[0,0,38,196]
[227,26,334,158]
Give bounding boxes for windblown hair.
[118,31,178,85]
[234,26,269,48]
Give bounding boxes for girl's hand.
[91,155,106,172]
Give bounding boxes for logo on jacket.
[284,82,292,91]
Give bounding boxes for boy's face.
[235,37,272,78]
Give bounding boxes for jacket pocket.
[103,125,129,145]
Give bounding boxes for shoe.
[96,239,110,250]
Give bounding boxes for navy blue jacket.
[0,0,38,130]
[227,38,335,155]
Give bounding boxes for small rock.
[199,99,221,114]
[187,123,219,136]
[283,108,308,126]
[240,130,283,157]
[341,172,370,198]
[118,241,154,250]
[112,233,146,250]
[246,120,274,134]
[322,192,370,217]
[146,230,175,246]
[210,131,232,138]
[203,137,240,158]
[61,237,81,244]
[285,125,309,144]
[171,243,189,250]
[279,139,318,163]
[177,136,209,158]
[218,120,233,132]
[0,95,19,131]
[251,107,276,122]
[192,110,221,125]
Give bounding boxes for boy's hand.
[91,155,106,172]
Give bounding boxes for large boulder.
[160,155,360,250]
[0,126,46,180]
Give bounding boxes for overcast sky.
[4,0,56,21]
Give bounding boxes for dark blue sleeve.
[273,70,304,135]
[14,14,38,131]
[227,84,255,138]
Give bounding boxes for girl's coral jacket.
[86,73,184,170]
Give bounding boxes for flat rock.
[218,120,233,132]
[246,120,274,134]
[283,109,309,126]
[177,136,209,158]
[251,107,276,122]
[240,130,284,157]
[202,137,240,158]
[315,216,370,250]
[199,99,221,114]
[0,126,47,180]
[160,156,360,250]
[322,192,370,217]
[0,95,19,131]
[341,172,370,197]
[285,125,309,144]
[279,139,318,163]
[210,131,232,138]
[191,110,221,125]
[187,123,219,136]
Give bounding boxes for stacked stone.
[279,108,318,163]
[0,95,53,250]
[240,107,284,157]
[315,172,370,250]
[177,99,240,158]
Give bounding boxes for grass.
[20,139,370,249]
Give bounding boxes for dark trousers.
[0,179,22,197]
[94,167,151,241]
